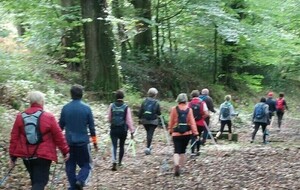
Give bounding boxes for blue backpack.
[254,104,265,119]
[221,103,231,118]
[111,103,128,128]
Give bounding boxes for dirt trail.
[1,104,300,190]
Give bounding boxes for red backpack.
[276,98,285,111]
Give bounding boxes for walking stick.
[0,166,14,186]
[125,125,140,155]
[204,121,217,145]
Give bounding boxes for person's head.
[147,87,158,98]
[260,97,266,102]
[176,93,188,103]
[279,92,284,98]
[115,90,124,100]
[225,95,231,101]
[70,84,83,100]
[201,88,209,95]
[190,90,200,98]
[27,91,45,106]
[267,92,273,97]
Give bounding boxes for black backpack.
[111,103,128,127]
[173,106,191,134]
[22,110,44,145]
[190,102,203,121]
[142,99,157,120]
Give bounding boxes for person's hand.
[9,159,16,169]
[130,133,134,140]
[63,153,70,162]
[93,143,99,152]
[195,135,200,141]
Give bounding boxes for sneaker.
[190,153,196,158]
[196,151,200,156]
[112,163,117,171]
[174,165,180,177]
[75,181,83,190]
[144,148,151,155]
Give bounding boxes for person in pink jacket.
[108,90,135,171]
[9,91,69,190]
[168,93,199,177]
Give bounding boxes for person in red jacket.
[168,93,199,177]
[9,91,69,190]
[188,90,209,156]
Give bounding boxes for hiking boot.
[112,163,117,171]
[174,165,180,177]
[144,148,151,155]
[75,181,83,190]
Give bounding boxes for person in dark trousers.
[9,91,69,190]
[199,88,216,145]
[215,95,238,141]
[108,90,135,171]
[251,97,269,144]
[188,90,209,156]
[138,87,161,155]
[59,85,98,190]
[276,92,288,131]
[168,93,199,176]
[265,92,276,125]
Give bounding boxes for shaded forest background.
[1,0,300,106]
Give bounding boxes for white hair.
[147,88,158,97]
[176,93,188,103]
[27,91,45,105]
[201,88,209,95]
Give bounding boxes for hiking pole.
[160,115,171,145]
[204,121,217,145]
[0,166,14,186]
[125,125,140,154]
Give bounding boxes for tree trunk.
[131,0,154,64]
[81,0,120,100]
[61,0,81,71]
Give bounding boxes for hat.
[267,92,273,97]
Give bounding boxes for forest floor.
[1,102,300,190]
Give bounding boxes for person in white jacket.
[215,95,238,141]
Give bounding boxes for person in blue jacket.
[59,85,98,190]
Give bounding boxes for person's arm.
[284,100,288,110]
[201,102,209,119]
[126,107,135,133]
[107,103,112,123]
[207,97,216,113]
[168,107,176,134]
[137,100,145,119]
[87,107,98,150]
[188,108,198,136]
[50,114,69,157]
[156,101,161,116]
[59,108,65,131]
[9,114,22,165]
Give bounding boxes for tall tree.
[81,0,120,99]
[131,0,154,64]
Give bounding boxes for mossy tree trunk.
[81,0,120,100]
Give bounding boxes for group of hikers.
[6,85,288,189]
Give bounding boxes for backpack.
[254,104,265,119]
[276,98,285,111]
[142,99,157,120]
[190,101,203,121]
[173,107,191,134]
[22,110,44,145]
[220,103,231,118]
[111,103,128,127]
